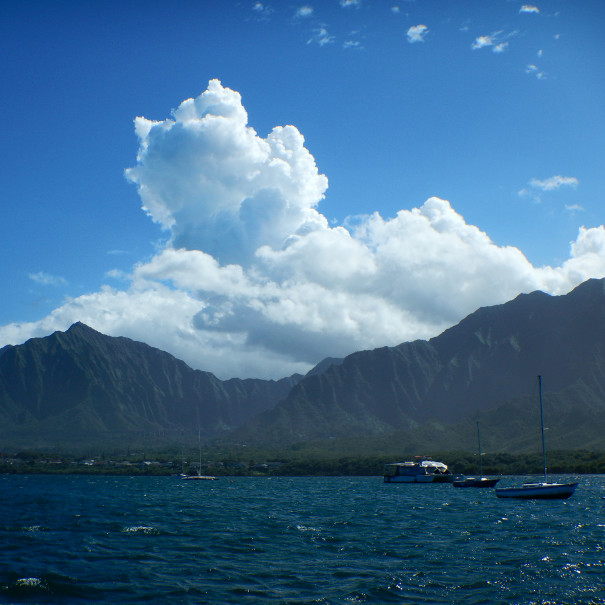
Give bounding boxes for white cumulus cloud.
[407,25,428,43]
[1,81,604,380]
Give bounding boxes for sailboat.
[495,375,577,499]
[182,429,216,481]
[453,421,499,488]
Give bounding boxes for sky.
[1,0,604,380]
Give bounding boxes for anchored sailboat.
[453,421,499,488]
[495,375,577,499]
[182,429,216,481]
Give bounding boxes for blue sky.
[1,0,604,379]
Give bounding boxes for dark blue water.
[1,474,604,604]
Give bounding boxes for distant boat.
[181,428,216,481]
[453,421,499,488]
[383,457,453,483]
[495,376,577,500]
[495,481,574,499]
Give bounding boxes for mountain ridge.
[0,322,301,447]
[1,278,604,452]
[227,278,605,448]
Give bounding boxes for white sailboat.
[495,375,577,500]
[453,421,499,488]
[182,429,216,481]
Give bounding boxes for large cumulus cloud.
[125,79,329,265]
[2,80,605,379]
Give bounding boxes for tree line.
[2,449,605,476]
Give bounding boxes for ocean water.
[1,474,604,604]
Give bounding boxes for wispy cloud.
[340,0,361,8]
[565,204,584,213]
[295,5,313,18]
[525,64,545,79]
[29,271,67,286]
[472,35,493,50]
[343,39,362,50]
[519,175,579,202]
[307,26,335,46]
[472,31,515,52]
[530,176,579,191]
[520,5,540,14]
[252,2,273,18]
[407,24,428,43]
[391,6,401,14]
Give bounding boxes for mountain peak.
[66,321,97,334]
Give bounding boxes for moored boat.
[181,428,216,480]
[453,476,499,488]
[383,457,453,483]
[495,376,578,500]
[453,421,499,488]
[495,481,576,499]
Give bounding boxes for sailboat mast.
[476,421,483,477]
[538,375,547,482]
[198,428,202,474]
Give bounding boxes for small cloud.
[106,269,130,281]
[472,31,514,53]
[530,176,579,191]
[295,6,313,18]
[307,26,335,46]
[343,39,362,49]
[565,204,584,213]
[525,64,545,78]
[520,175,579,202]
[520,5,540,14]
[391,6,401,14]
[340,0,361,7]
[252,2,273,18]
[537,49,543,57]
[29,271,67,286]
[407,24,428,43]
[472,35,494,50]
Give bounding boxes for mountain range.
[1,278,604,453]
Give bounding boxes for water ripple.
[1,474,605,603]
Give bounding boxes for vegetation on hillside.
[2,448,605,476]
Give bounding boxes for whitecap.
[15,577,44,587]
[21,525,46,532]
[122,525,158,535]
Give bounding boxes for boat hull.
[384,474,453,484]
[495,482,577,499]
[453,477,499,488]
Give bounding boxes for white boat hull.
[495,482,577,499]
[453,477,499,488]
